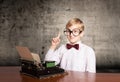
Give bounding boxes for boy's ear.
[80,31,84,37]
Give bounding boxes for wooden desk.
[0,67,120,82]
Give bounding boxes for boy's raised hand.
[50,32,61,50]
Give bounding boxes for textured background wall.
[0,0,120,71]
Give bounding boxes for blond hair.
[66,18,84,31]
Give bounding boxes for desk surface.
[0,67,120,82]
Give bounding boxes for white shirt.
[45,41,96,73]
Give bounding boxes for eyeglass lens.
[64,29,82,36]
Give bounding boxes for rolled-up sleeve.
[44,45,64,65]
[86,48,96,73]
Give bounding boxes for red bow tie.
[66,44,79,50]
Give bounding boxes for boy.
[45,18,96,73]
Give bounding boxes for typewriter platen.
[16,46,66,78]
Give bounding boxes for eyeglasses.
[64,28,82,36]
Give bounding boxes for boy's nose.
[69,32,74,37]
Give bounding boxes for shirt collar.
[67,41,82,45]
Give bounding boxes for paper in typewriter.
[16,46,41,63]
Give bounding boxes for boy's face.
[66,25,84,44]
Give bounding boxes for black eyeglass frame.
[64,28,82,36]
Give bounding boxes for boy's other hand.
[50,32,61,50]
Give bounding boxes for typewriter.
[16,46,66,78]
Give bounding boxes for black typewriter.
[20,59,65,78]
[16,46,66,78]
